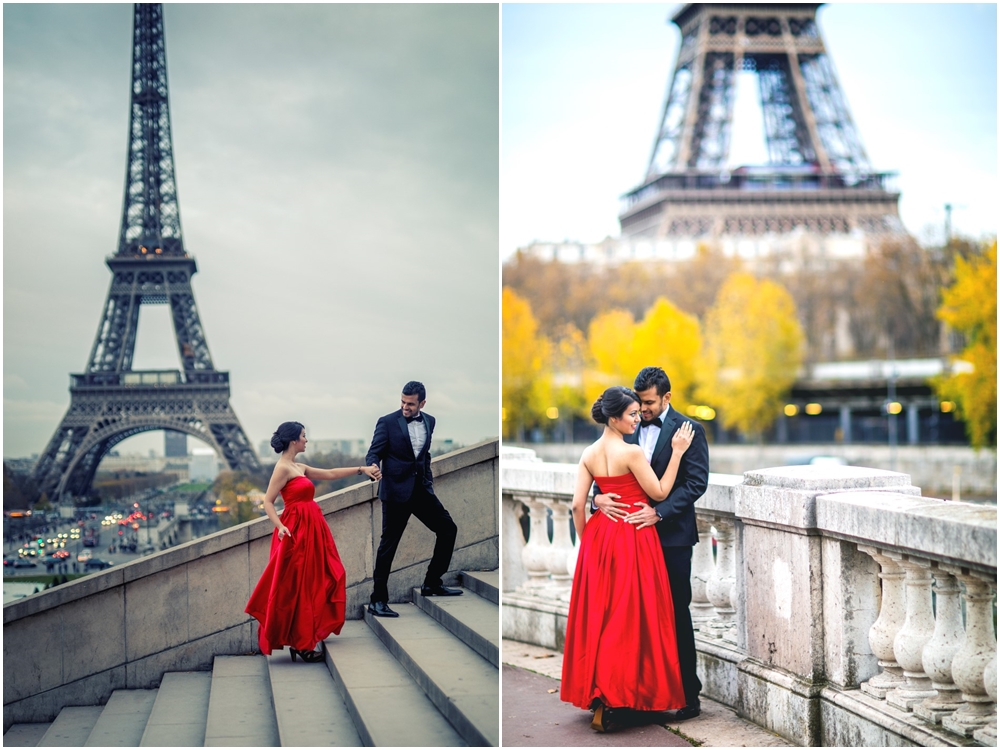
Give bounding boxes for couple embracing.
[561,366,707,732]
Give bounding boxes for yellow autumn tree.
[584,308,641,405]
[933,240,997,447]
[698,272,804,439]
[632,298,703,414]
[502,287,552,440]
[550,324,590,421]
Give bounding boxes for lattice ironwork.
[34,4,259,502]
[623,3,901,241]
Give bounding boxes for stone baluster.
[972,648,997,746]
[942,571,997,737]
[542,496,574,594]
[858,546,907,699]
[914,565,966,723]
[690,515,716,629]
[704,516,736,639]
[886,555,938,711]
[517,496,552,591]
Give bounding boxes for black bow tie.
[640,417,662,429]
[405,414,424,423]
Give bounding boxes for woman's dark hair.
[591,386,639,425]
[271,421,305,453]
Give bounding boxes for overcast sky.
[502,3,998,256]
[4,3,499,459]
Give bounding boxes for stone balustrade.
[3,440,499,732]
[501,446,996,746]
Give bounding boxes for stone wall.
[502,447,997,747]
[3,439,498,731]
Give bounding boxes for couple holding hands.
[245,380,460,663]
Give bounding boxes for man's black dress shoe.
[367,601,399,617]
[665,702,701,721]
[420,584,463,597]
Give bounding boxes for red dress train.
[560,473,686,712]
[245,475,346,653]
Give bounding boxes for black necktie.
[640,417,662,429]
[405,414,423,424]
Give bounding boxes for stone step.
[324,619,466,747]
[265,649,362,747]
[204,655,279,747]
[140,671,212,747]
[461,570,499,605]
[84,689,158,746]
[413,586,499,667]
[37,706,104,747]
[366,604,499,747]
[2,722,51,747]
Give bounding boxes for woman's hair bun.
[591,386,639,425]
[271,421,305,453]
[591,396,609,424]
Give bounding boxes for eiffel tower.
[34,3,260,502]
[620,3,904,242]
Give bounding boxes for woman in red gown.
[246,421,381,662]
[561,387,694,731]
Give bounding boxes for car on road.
[77,550,93,563]
[13,558,38,569]
[85,558,114,570]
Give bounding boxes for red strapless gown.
[560,474,685,712]
[245,476,346,654]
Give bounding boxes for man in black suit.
[595,366,708,720]
[365,381,461,618]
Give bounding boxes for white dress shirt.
[638,403,671,462]
[407,417,427,457]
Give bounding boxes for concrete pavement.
[502,639,793,748]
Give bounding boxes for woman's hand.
[671,421,695,455]
[276,523,293,542]
[363,464,381,481]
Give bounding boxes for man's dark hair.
[634,366,671,397]
[402,380,426,401]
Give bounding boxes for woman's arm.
[302,463,381,482]
[262,465,293,539]
[625,422,695,501]
[571,453,596,538]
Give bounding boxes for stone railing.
[501,446,996,746]
[3,439,498,731]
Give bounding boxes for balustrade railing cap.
[743,465,912,492]
[817,491,997,570]
[501,446,542,463]
[501,460,578,496]
[737,465,919,530]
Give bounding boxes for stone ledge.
[736,465,919,530]
[819,686,978,747]
[698,473,741,514]
[501,462,577,496]
[816,491,997,570]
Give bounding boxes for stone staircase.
[4,571,499,748]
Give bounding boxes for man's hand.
[594,492,629,521]
[625,501,660,530]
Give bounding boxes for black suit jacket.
[626,407,709,548]
[365,410,435,502]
